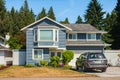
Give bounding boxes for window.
[50,52,62,58]
[33,49,43,60]
[51,52,55,57]
[96,34,101,40]
[40,30,53,41]
[57,52,61,58]
[77,33,86,40]
[69,34,77,40]
[88,34,96,40]
[55,30,58,41]
[34,29,38,41]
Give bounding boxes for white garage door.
[0,51,5,65]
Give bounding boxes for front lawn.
[0,66,96,78]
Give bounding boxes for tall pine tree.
[48,7,56,20]
[84,0,105,30]
[36,7,46,20]
[75,16,82,24]
[111,0,120,49]
[0,0,6,36]
[60,18,70,24]
[19,0,35,29]
[102,11,117,49]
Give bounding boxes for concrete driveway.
[87,67,120,77]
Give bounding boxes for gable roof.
[21,17,72,31]
[65,24,106,33]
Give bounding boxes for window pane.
[69,34,72,39]
[78,33,86,39]
[40,30,53,40]
[34,30,37,41]
[51,52,55,57]
[55,30,58,41]
[57,52,61,58]
[88,34,95,39]
[69,34,77,39]
[96,34,101,40]
[72,34,76,39]
[34,49,42,59]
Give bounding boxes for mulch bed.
[0,66,10,70]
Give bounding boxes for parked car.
[76,52,108,72]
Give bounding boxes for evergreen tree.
[111,0,120,49]
[75,16,82,24]
[60,18,70,24]
[36,7,46,20]
[0,0,6,36]
[102,11,117,49]
[3,11,14,35]
[18,0,35,29]
[84,0,105,30]
[48,7,56,20]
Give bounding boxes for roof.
[64,24,106,33]
[0,43,9,50]
[67,41,105,46]
[21,17,72,31]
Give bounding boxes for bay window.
[34,29,58,42]
[40,30,53,41]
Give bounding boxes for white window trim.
[87,33,96,41]
[32,49,43,60]
[37,29,59,42]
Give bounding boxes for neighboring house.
[0,35,12,66]
[21,17,107,66]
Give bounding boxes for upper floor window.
[87,34,96,40]
[34,29,38,41]
[96,33,101,40]
[69,34,77,40]
[40,30,53,41]
[77,33,86,40]
[34,29,58,42]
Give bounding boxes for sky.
[5,0,117,23]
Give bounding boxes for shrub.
[40,60,48,67]
[50,56,60,67]
[62,50,74,65]
[25,64,35,67]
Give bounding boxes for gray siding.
[26,29,34,64]
[58,29,66,48]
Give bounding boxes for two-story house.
[21,17,106,66]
